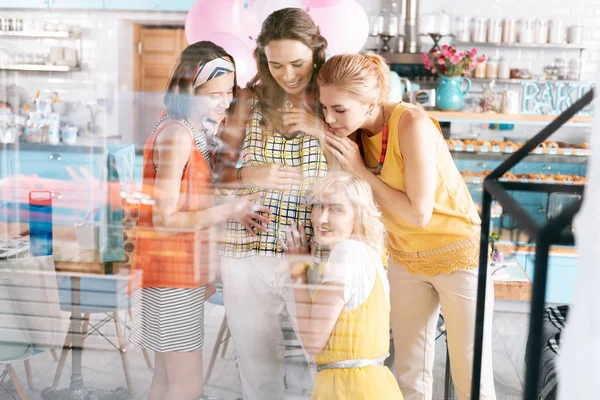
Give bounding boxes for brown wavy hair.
[247,8,327,134]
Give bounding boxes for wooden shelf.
[470,77,590,85]
[428,111,593,126]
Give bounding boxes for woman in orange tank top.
[129,41,271,400]
[316,54,497,400]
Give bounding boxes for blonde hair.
[317,52,390,106]
[309,172,385,255]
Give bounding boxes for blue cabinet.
[102,0,193,11]
[524,253,578,304]
[50,0,104,9]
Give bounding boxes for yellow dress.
[312,272,403,399]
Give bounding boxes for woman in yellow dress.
[317,53,496,400]
[279,173,402,399]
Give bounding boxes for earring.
[368,108,373,115]
[313,63,317,68]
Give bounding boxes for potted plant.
[489,232,504,263]
[421,45,486,111]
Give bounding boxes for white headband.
[192,56,235,89]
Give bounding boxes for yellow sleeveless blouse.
[361,103,481,276]
[312,274,402,399]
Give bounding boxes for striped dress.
[129,116,216,353]
[221,97,328,258]
[130,286,206,352]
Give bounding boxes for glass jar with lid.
[498,58,510,79]
[486,58,499,79]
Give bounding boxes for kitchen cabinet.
[102,0,194,11]
[0,0,47,8]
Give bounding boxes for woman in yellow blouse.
[281,173,402,399]
[317,53,496,400]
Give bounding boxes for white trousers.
[388,259,497,400]
[220,256,315,400]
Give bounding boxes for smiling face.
[311,184,356,248]
[192,72,235,123]
[319,85,372,137]
[264,39,314,96]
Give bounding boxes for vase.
[435,76,471,111]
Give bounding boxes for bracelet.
[236,167,245,186]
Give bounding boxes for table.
[2,223,130,400]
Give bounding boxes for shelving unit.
[0,29,82,72]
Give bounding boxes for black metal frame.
[470,88,594,400]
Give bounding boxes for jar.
[454,16,470,42]
[567,26,583,44]
[555,58,568,80]
[472,18,488,43]
[533,20,548,44]
[502,18,518,43]
[487,19,502,43]
[475,61,487,78]
[486,58,499,79]
[548,19,564,44]
[519,19,535,44]
[498,58,510,79]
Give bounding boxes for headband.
[192,56,235,89]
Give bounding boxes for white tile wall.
[0,0,597,145]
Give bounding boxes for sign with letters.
[521,81,594,116]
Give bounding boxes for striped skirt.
[129,286,206,352]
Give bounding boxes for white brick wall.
[0,1,597,144]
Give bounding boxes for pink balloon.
[185,0,260,47]
[301,0,343,7]
[205,31,257,87]
[309,0,369,55]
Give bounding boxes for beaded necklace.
[356,105,389,175]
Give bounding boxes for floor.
[0,303,530,400]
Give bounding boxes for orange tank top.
[130,119,216,290]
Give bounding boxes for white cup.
[501,90,520,114]
[62,126,77,145]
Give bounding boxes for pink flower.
[421,52,429,62]
[437,57,446,65]
[458,52,465,58]
[441,48,452,58]
[441,44,449,51]
[478,54,487,63]
[471,48,477,56]
[450,55,460,64]
[424,59,432,69]
[431,67,437,74]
